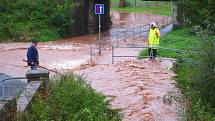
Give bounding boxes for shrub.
[18,74,121,121]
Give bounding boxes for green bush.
[0,0,77,42]
[19,74,121,121]
[177,0,215,34]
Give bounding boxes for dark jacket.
[27,46,39,66]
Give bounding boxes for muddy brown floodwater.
[0,11,168,77]
[0,11,184,121]
[74,36,185,121]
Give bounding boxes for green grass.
[111,6,171,16]
[139,28,215,120]
[139,28,201,59]
[110,0,172,16]
[18,74,122,121]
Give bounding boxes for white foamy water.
[41,45,81,51]
[47,60,87,70]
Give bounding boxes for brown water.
[0,11,183,120]
[75,58,182,121]
[0,11,168,77]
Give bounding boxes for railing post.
[140,26,141,37]
[2,81,4,98]
[112,46,114,64]
[90,44,93,63]
[167,17,169,25]
[109,36,111,50]
[123,32,126,42]
[117,34,119,46]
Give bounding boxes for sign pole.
[99,14,101,55]
[95,4,104,55]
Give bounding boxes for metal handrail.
[110,17,172,47]
[0,77,27,82]
[111,45,200,64]
[0,77,27,100]
[113,45,198,54]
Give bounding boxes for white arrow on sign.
[99,6,103,13]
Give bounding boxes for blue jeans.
[31,65,37,70]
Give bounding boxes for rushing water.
[0,11,173,98]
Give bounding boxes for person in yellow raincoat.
[147,22,160,60]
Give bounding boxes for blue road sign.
[95,4,104,15]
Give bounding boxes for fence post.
[109,36,111,50]
[123,32,126,42]
[117,34,119,46]
[140,26,141,37]
[156,21,159,28]
[2,81,4,98]
[167,17,169,25]
[90,44,93,63]
[112,46,114,64]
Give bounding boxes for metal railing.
[0,77,27,100]
[111,45,199,64]
[88,17,172,63]
[109,17,171,47]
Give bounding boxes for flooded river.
[0,10,175,113]
[0,11,170,77]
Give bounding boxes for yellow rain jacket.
[148,27,160,48]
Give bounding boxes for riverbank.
[139,28,215,120]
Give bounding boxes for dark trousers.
[148,48,157,59]
[31,65,37,70]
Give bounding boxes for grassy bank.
[18,75,121,121]
[139,28,215,120]
[111,6,171,16]
[110,0,171,16]
[139,28,200,59]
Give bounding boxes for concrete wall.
[0,69,49,120]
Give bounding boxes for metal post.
[133,28,135,38]
[109,36,111,50]
[90,44,93,63]
[112,46,114,64]
[167,17,169,25]
[99,14,101,55]
[123,32,126,42]
[140,26,141,37]
[2,81,4,98]
[117,34,119,46]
